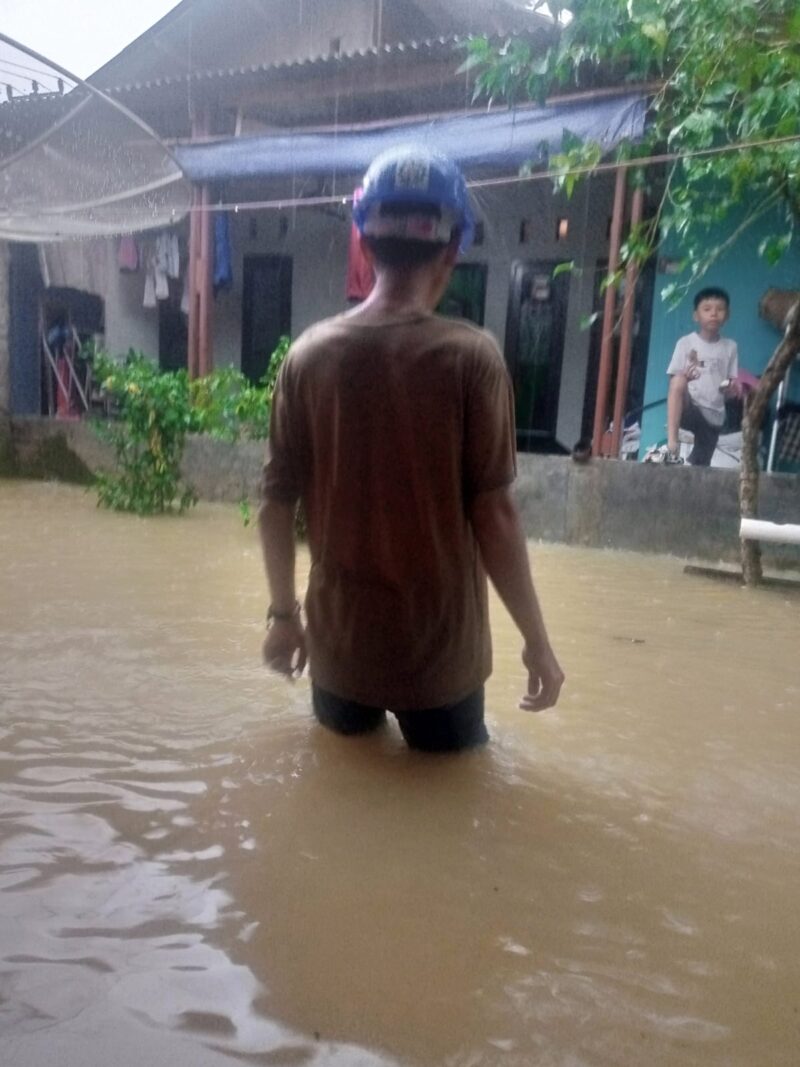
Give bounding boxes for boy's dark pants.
[680,401,720,466]
[312,684,489,752]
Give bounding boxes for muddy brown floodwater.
[1,480,799,1067]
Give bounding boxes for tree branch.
[739,299,800,584]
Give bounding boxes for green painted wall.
[640,214,800,456]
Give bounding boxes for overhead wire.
[13,126,795,226]
[0,69,66,94]
[0,55,72,81]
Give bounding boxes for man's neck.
[354,266,446,319]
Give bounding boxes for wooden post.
[592,166,627,457]
[187,109,213,380]
[740,301,800,585]
[198,184,213,377]
[186,184,200,380]
[609,183,644,459]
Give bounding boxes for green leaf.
[456,52,486,76]
[561,129,584,153]
[758,233,791,266]
[701,82,738,106]
[640,19,667,52]
[552,260,576,278]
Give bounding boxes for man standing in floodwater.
[258,146,564,752]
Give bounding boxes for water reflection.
[1,481,798,1066]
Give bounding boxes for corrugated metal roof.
[102,32,530,95]
[89,0,552,90]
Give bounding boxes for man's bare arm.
[258,497,306,676]
[469,486,564,711]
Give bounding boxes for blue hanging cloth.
[213,211,233,294]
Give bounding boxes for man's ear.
[443,234,460,267]
[358,232,376,269]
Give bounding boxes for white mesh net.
[0,34,190,242]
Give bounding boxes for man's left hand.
[520,643,564,712]
[263,619,307,678]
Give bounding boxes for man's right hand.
[520,643,564,712]
[263,619,307,678]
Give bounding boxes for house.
[3,0,654,457]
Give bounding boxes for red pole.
[186,184,200,379]
[609,183,645,459]
[187,109,212,380]
[592,166,627,457]
[198,183,213,377]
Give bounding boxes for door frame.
[503,258,570,452]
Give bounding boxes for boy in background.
[661,287,739,466]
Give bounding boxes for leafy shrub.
[90,338,290,515]
[188,338,289,442]
[93,351,197,515]
[190,367,256,441]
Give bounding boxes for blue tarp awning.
[175,92,647,184]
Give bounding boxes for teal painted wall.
[640,214,800,455]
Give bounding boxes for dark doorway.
[158,279,188,372]
[241,255,292,384]
[8,243,44,415]
[437,263,488,325]
[504,260,570,453]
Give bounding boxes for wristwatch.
[266,601,301,625]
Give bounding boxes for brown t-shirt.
[262,309,516,709]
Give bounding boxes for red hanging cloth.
[346,187,374,302]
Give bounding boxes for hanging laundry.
[155,265,169,301]
[180,269,190,316]
[143,257,157,308]
[154,232,169,276]
[117,235,139,272]
[213,211,233,294]
[169,233,180,278]
[346,187,374,302]
[145,238,169,301]
[154,234,170,297]
[156,231,180,280]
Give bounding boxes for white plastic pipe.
[740,518,800,545]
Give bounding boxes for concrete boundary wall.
[5,416,800,569]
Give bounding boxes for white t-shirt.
[667,331,738,427]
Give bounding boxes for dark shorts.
[680,400,720,466]
[311,683,489,753]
